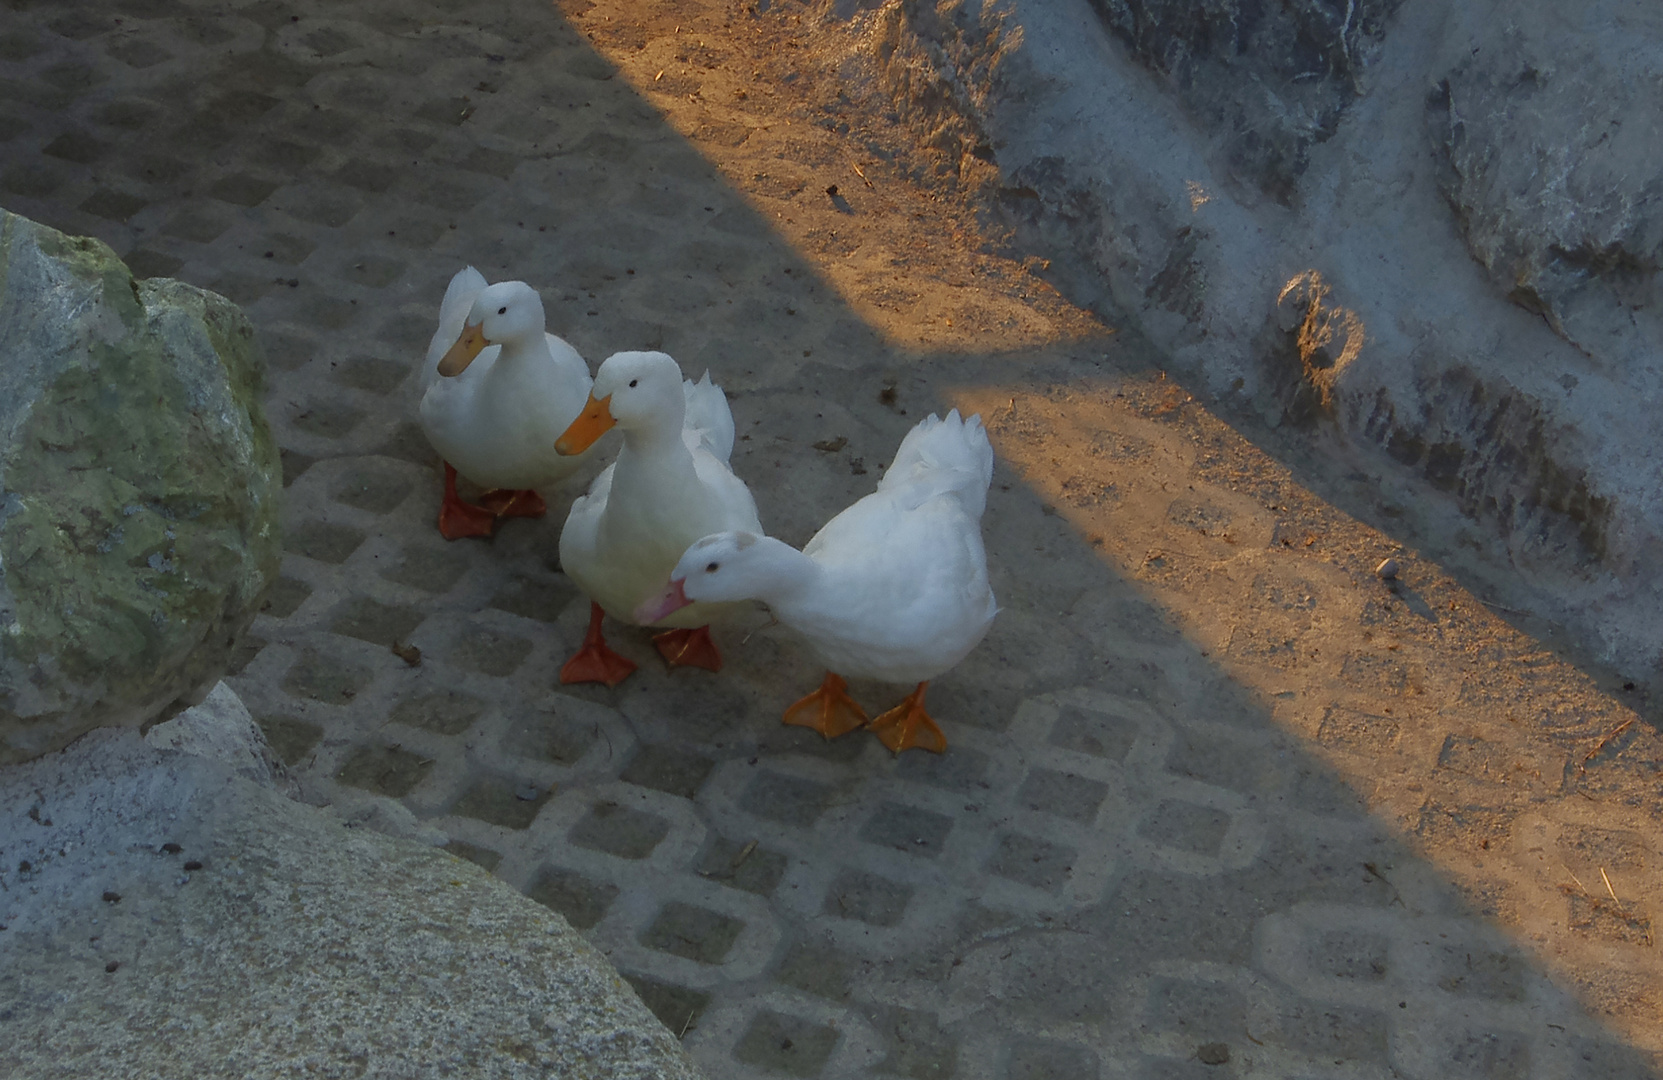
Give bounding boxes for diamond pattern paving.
[6,1,1663,1078]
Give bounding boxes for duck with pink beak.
[637,410,997,753]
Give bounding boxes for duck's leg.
[782,672,868,739]
[560,602,638,687]
[476,488,547,519]
[866,681,947,754]
[439,461,497,540]
[652,626,722,672]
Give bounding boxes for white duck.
[419,266,593,540]
[638,409,997,753]
[552,350,763,686]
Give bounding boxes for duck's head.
[555,350,684,455]
[436,281,545,377]
[634,531,792,623]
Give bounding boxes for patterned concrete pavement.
[3,0,1662,1077]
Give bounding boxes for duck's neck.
[733,536,824,611]
[492,331,544,368]
[617,401,688,459]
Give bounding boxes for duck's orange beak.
[634,578,691,625]
[555,393,616,455]
[437,322,488,377]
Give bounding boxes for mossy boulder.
[0,208,280,764]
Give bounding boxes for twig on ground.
[1580,716,1636,770]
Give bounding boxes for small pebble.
[514,785,540,802]
[1197,1042,1230,1066]
[1375,557,1399,581]
[161,842,182,854]
[101,891,120,904]
[183,860,203,871]
[105,961,120,974]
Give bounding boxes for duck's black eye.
[629,379,639,388]
[497,306,507,315]
[705,561,719,573]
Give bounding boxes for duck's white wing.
[877,409,993,519]
[690,446,764,535]
[422,266,488,391]
[544,332,595,406]
[681,370,737,463]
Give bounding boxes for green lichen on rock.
[0,208,279,763]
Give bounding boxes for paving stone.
[620,744,715,799]
[293,402,372,442]
[823,868,912,927]
[282,650,373,705]
[442,840,502,873]
[285,521,367,565]
[1049,704,1139,761]
[895,745,991,793]
[1139,800,1232,858]
[865,1006,956,1080]
[733,1010,840,1078]
[390,691,487,737]
[445,626,535,679]
[568,801,670,860]
[621,973,709,1037]
[330,460,417,514]
[489,579,580,623]
[696,836,788,896]
[857,800,954,858]
[775,941,855,1001]
[333,355,409,395]
[450,780,551,830]
[528,866,619,930]
[261,577,314,620]
[336,744,433,798]
[1015,768,1108,823]
[328,597,425,647]
[255,715,324,766]
[381,545,471,593]
[500,710,598,765]
[641,901,744,964]
[986,833,1076,893]
[740,770,834,827]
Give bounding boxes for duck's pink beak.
[634,578,692,625]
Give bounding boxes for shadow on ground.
[0,0,1658,1075]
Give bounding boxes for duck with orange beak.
[419,267,594,540]
[636,410,997,753]
[552,350,762,686]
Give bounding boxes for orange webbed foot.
[477,488,547,519]
[867,682,947,754]
[782,672,869,740]
[560,602,637,687]
[438,461,498,540]
[653,626,722,672]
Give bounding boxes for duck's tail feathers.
[879,409,994,519]
[425,266,489,376]
[682,370,737,462]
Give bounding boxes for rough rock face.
[831,0,1663,681]
[0,209,280,764]
[1086,0,1402,202]
[1430,16,1663,366]
[0,726,706,1080]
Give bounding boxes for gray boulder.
[1085,0,1403,202]
[0,208,280,764]
[0,726,706,1080]
[1431,15,1663,367]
